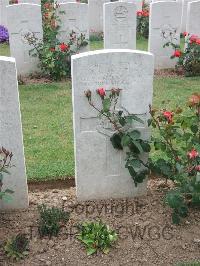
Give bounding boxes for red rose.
[59,43,69,52]
[163,111,173,123]
[142,11,149,17]
[44,13,49,19]
[195,165,200,172]
[190,35,198,43]
[196,39,200,45]
[187,148,199,160]
[182,32,188,37]
[137,11,143,16]
[97,88,106,97]
[173,50,181,57]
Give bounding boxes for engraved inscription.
[78,63,130,87]
[114,6,128,22]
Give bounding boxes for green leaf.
[110,133,123,150]
[191,124,198,134]
[121,135,131,147]
[140,142,151,152]
[172,212,181,224]
[129,130,141,140]
[87,248,97,256]
[128,115,144,124]
[131,140,143,153]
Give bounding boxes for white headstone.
[6,4,43,75]
[56,0,76,3]
[57,3,89,51]
[89,0,110,35]
[104,2,136,49]
[0,56,28,210]
[186,0,200,36]
[120,0,143,11]
[181,0,194,32]
[0,0,9,28]
[148,1,182,69]
[72,49,154,201]
[17,0,41,3]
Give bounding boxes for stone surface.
[0,0,9,28]
[148,1,181,69]
[57,3,89,51]
[88,0,110,35]
[6,4,43,75]
[72,49,154,201]
[186,0,200,36]
[104,2,136,49]
[56,0,76,3]
[119,0,142,11]
[17,0,41,3]
[181,0,194,32]
[0,56,28,210]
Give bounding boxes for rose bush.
[85,88,151,186]
[26,0,88,80]
[164,33,200,77]
[149,93,200,224]
[137,1,149,39]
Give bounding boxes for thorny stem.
[88,101,122,132]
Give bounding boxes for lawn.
[1,39,199,181]
[19,76,200,181]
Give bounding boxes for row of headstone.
[6,2,89,75]
[0,56,28,210]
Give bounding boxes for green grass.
[0,43,10,56]
[19,82,74,181]
[1,39,199,181]
[90,37,148,51]
[18,76,200,181]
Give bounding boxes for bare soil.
[0,179,200,266]
[18,70,183,85]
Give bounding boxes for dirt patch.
[18,70,184,85]
[0,179,200,266]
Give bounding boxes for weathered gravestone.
[57,3,89,51]
[104,2,137,49]
[148,1,181,69]
[56,0,76,3]
[72,50,154,201]
[186,0,200,36]
[17,0,41,3]
[119,0,143,11]
[6,4,43,75]
[88,0,110,35]
[0,57,28,210]
[0,0,9,28]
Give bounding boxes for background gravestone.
[17,0,41,3]
[0,0,9,28]
[88,0,110,35]
[6,4,43,75]
[0,56,28,210]
[119,0,142,11]
[57,3,89,52]
[56,0,76,3]
[186,0,200,36]
[72,50,154,201]
[148,1,182,69]
[104,2,137,49]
